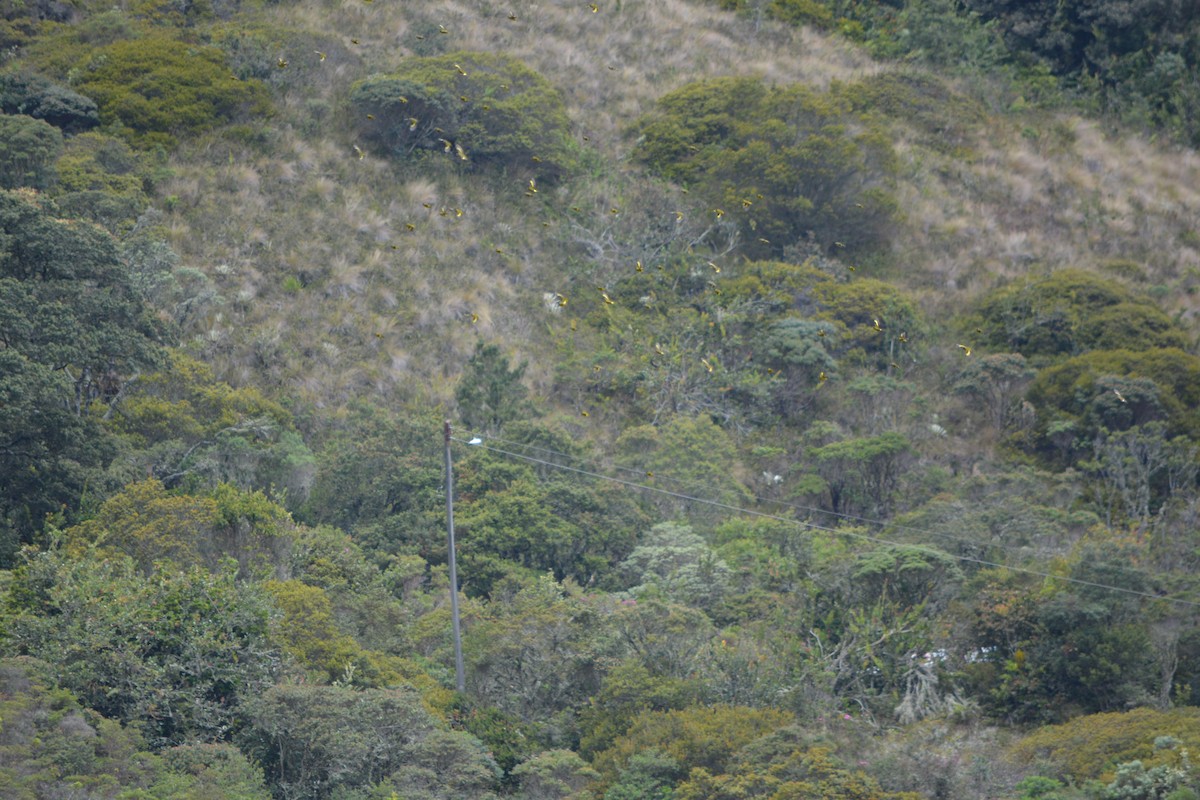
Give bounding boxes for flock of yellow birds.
[281,2,981,418]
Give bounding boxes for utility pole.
[443,420,466,692]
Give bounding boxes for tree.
[4,548,279,748]
[245,683,500,800]
[954,352,1036,433]
[511,749,600,800]
[808,431,912,515]
[618,522,731,613]
[0,113,62,189]
[0,71,100,133]
[0,189,164,563]
[456,341,533,434]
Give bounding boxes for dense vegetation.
[3,0,1200,798]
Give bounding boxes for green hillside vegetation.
[3,0,1200,798]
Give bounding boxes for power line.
[452,434,1200,610]
[459,431,1153,590]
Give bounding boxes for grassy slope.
[157,0,1199,428]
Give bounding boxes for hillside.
[3,0,1200,798]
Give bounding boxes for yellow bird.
[532,155,542,163]
[315,51,327,61]
[580,410,589,417]
[834,241,846,248]
[873,319,883,332]
[635,260,644,272]
[742,198,753,208]
[957,344,972,356]
[556,293,568,307]
[408,118,419,131]
[714,208,725,219]
[701,358,714,373]
[440,138,453,153]
[471,313,479,324]
[674,211,684,222]
[601,292,615,305]
[818,371,828,386]
[527,178,537,193]
[654,343,666,355]
[898,332,908,343]
[366,114,375,120]
[817,329,826,338]
[1114,388,1127,403]
[589,2,598,11]
[508,12,517,20]
[610,207,620,215]
[405,223,416,231]
[353,144,365,159]
[454,208,464,218]
[707,262,721,273]
[276,57,288,68]
[455,143,468,161]
[454,63,467,76]
[438,24,449,34]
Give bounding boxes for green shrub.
[972,269,1187,361]
[632,75,899,257]
[0,71,100,133]
[350,51,579,181]
[72,35,271,148]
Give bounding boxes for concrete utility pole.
[443,420,466,692]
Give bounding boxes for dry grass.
[155,0,1200,417]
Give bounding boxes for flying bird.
[353,144,365,159]
[818,371,828,386]
[701,358,714,373]
[957,344,972,356]
[1114,388,1127,403]
[314,51,327,61]
[589,2,598,11]
[276,57,288,68]
[873,319,883,332]
[454,63,467,75]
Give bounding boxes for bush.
[72,35,271,148]
[351,51,578,181]
[972,269,1187,361]
[0,71,100,133]
[633,75,899,257]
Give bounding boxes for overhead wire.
[458,430,1156,591]
[451,433,1200,610]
